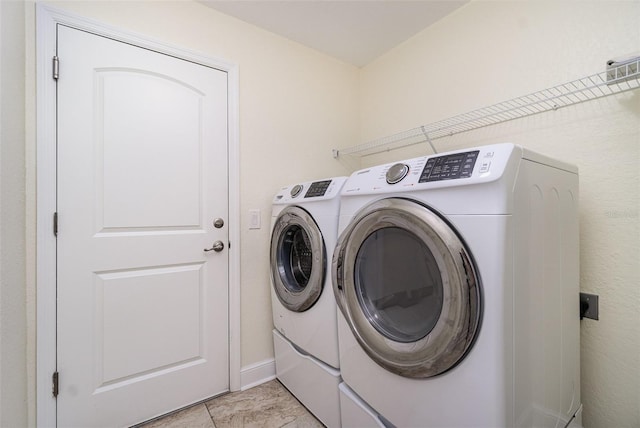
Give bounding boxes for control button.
[386,163,410,184]
[479,161,491,174]
[290,184,303,197]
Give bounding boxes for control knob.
[290,184,303,197]
[386,163,410,184]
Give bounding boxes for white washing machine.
[332,143,582,427]
[270,176,347,428]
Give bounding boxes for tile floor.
[140,380,324,428]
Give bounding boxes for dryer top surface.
[342,143,576,198]
[339,143,577,216]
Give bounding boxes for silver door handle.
[204,240,225,252]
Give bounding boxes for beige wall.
[358,1,639,427]
[0,0,27,427]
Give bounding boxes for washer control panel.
[304,180,332,197]
[273,177,348,203]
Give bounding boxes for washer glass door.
[333,198,481,378]
[271,206,326,312]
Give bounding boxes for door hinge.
[53,56,59,80]
[53,212,58,236]
[52,371,59,398]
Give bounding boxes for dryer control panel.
[418,150,479,182]
[342,143,519,195]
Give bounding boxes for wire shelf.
[333,57,640,158]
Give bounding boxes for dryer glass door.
[355,226,444,343]
[333,198,481,378]
[271,206,326,312]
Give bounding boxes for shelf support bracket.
[421,126,437,154]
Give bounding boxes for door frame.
[35,4,241,426]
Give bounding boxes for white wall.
[0,1,27,427]
[358,1,639,427]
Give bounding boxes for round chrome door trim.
[332,198,482,378]
[271,206,326,312]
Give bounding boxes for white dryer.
[270,176,347,428]
[332,143,582,427]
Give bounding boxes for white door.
[56,25,229,427]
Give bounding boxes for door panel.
[97,263,203,384]
[98,69,203,230]
[57,25,229,427]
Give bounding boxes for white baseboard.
[240,358,276,391]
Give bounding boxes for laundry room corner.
[355,1,640,426]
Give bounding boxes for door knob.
[213,218,224,228]
[204,240,225,252]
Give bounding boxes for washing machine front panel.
[333,197,481,378]
[271,205,326,312]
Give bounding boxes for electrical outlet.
[580,292,599,321]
